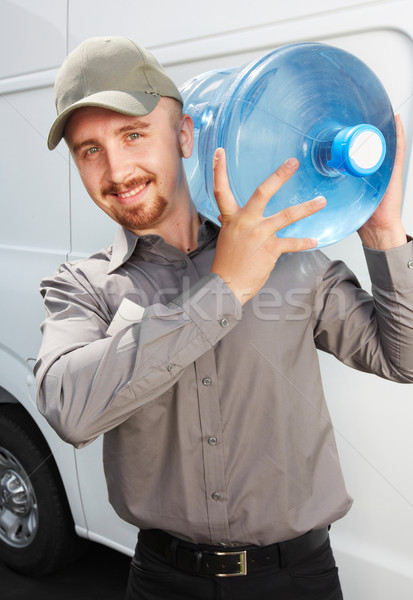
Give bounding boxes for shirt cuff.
[364,236,413,290]
[170,273,242,346]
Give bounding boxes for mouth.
[112,181,150,205]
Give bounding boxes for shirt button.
[180,260,187,269]
[208,436,218,446]
[202,377,212,386]
[220,317,230,328]
[167,364,176,373]
[408,259,413,269]
[211,492,222,501]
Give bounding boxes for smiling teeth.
[117,183,147,198]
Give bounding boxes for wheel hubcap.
[0,446,38,548]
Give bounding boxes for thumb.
[213,148,239,218]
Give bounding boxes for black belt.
[138,527,329,577]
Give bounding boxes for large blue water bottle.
[180,43,396,247]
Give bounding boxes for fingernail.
[315,196,326,206]
[215,148,224,160]
[285,158,298,168]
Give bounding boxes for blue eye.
[86,147,99,155]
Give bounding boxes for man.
[35,36,412,600]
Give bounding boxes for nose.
[105,145,134,184]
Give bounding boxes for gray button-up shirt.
[35,219,413,547]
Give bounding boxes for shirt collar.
[107,215,219,274]
[108,227,139,274]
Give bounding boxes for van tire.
[0,403,86,575]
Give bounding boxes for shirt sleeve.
[313,239,413,382]
[35,267,241,448]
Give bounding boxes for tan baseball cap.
[47,36,183,150]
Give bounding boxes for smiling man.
[35,37,413,600]
[65,102,199,249]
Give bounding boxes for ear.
[179,113,194,158]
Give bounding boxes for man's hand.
[210,149,327,305]
[358,113,407,250]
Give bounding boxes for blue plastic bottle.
[180,43,396,247]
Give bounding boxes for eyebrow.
[114,119,151,136]
[70,118,152,155]
[70,138,100,155]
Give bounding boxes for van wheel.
[0,404,86,575]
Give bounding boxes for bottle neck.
[312,124,386,178]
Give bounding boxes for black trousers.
[125,533,344,600]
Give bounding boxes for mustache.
[102,175,155,196]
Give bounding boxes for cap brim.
[47,90,160,150]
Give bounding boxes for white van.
[0,0,412,597]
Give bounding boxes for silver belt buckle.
[213,549,247,577]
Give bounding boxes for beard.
[102,175,168,232]
[111,193,168,231]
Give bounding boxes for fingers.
[214,150,301,219]
[380,113,405,205]
[273,235,319,254]
[393,113,406,173]
[213,149,326,241]
[268,195,327,233]
[245,157,300,217]
[245,197,325,263]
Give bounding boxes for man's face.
[65,99,193,233]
